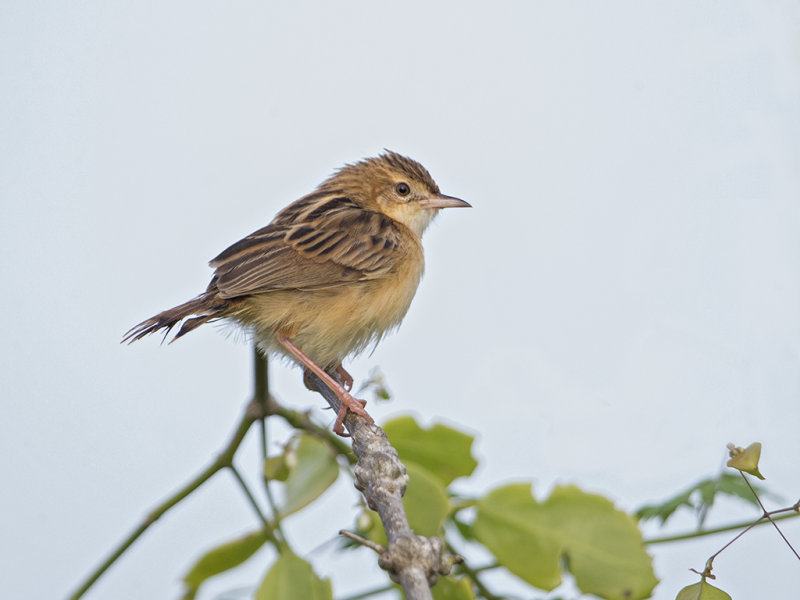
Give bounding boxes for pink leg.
[277,335,373,436]
[303,363,355,394]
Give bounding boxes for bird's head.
[321,151,470,237]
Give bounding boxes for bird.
[124,151,470,435]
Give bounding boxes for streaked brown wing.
[209,197,403,298]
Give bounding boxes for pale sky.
[2,2,799,599]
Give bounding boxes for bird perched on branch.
[124,151,470,435]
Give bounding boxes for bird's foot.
[303,364,354,392]
[275,335,372,437]
[333,392,373,436]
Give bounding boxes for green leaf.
[432,575,475,600]
[264,454,290,481]
[474,483,657,600]
[676,580,732,600]
[636,473,768,525]
[282,434,340,515]
[383,416,478,486]
[404,462,451,536]
[256,551,332,600]
[453,517,475,541]
[699,472,766,508]
[182,529,271,592]
[636,487,695,524]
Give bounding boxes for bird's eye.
[394,182,411,197]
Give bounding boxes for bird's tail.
[122,293,231,344]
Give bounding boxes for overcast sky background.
[2,2,799,599]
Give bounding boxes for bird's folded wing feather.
[208,197,403,298]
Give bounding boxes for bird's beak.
[418,194,471,209]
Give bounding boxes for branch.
[644,511,800,545]
[307,373,459,600]
[67,403,260,600]
[71,349,280,599]
[70,351,458,600]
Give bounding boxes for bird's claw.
[332,393,373,436]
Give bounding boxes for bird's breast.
[243,242,425,368]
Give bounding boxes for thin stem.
[253,347,270,470]
[259,414,285,528]
[229,465,271,530]
[471,562,500,573]
[644,511,800,545]
[741,473,800,560]
[259,417,268,461]
[449,498,479,512]
[706,519,760,567]
[252,348,288,545]
[461,565,503,600]
[273,404,354,460]
[697,484,800,577]
[68,406,257,600]
[445,542,502,600]
[261,470,285,543]
[339,529,385,554]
